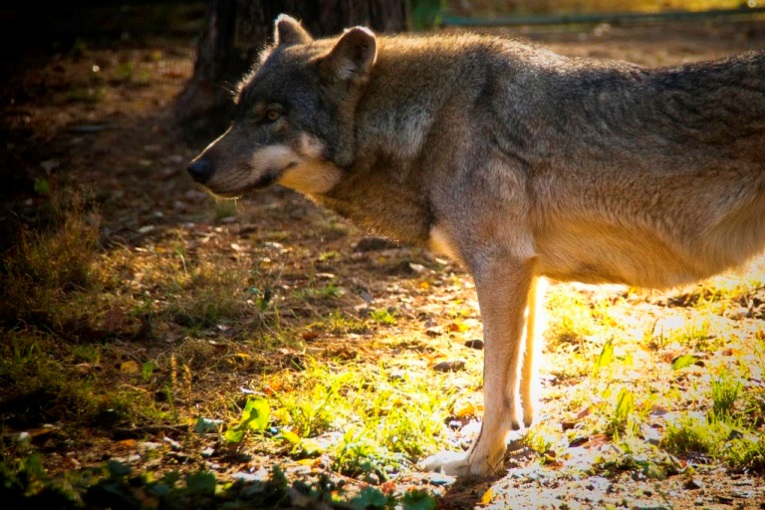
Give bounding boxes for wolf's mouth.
[202,174,275,199]
[204,162,300,198]
[251,171,279,189]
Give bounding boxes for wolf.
[187,14,765,476]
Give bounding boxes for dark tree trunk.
[176,0,407,142]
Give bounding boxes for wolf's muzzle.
[187,156,215,184]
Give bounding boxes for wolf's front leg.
[421,257,536,476]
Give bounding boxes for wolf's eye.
[265,109,281,122]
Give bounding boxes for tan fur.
[188,15,765,478]
[279,161,342,195]
[428,225,461,263]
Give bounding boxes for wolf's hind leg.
[521,276,546,428]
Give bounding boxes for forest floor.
[2,14,765,510]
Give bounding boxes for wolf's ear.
[274,14,313,46]
[320,27,377,83]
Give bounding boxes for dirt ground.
[2,13,765,510]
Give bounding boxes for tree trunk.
[176,0,407,142]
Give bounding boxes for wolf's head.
[187,14,377,198]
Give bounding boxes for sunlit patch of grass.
[587,383,657,441]
[664,260,764,318]
[535,270,765,482]
[709,372,742,421]
[545,285,598,346]
[523,420,567,462]
[594,438,684,480]
[660,414,732,457]
[740,342,765,426]
[244,360,453,476]
[323,310,369,335]
[330,427,408,478]
[726,434,765,473]
[272,365,356,439]
[658,359,763,473]
[543,285,627,382]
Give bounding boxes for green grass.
[660,415,732,456]
[726,434,765,473]
[236,361,455,477]
[369,308,397,325]
[545,285,598,345]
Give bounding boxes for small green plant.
[331,428,394,477]
[523,422,565,462]
[671,353,698,371]
[141,361,155,383]
[33,178,50,196]
[370,308,397,325]
[710,373,741,421]
[320,282,341,298]
[225,397,271,444]
[593,338,614,371]
[318,250,339,262]
[602,387,636,437]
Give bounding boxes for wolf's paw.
[419,451,472,476]
[419,450,500,477]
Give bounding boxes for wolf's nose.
[187,157,215,184]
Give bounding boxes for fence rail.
[441,6,765,27]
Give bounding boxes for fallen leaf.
[120,360,139,374]
[479,488,494,506]
[103,305,126,333]
[302,331,320,341]
[447,321,468,333]
[453,400,478,418]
